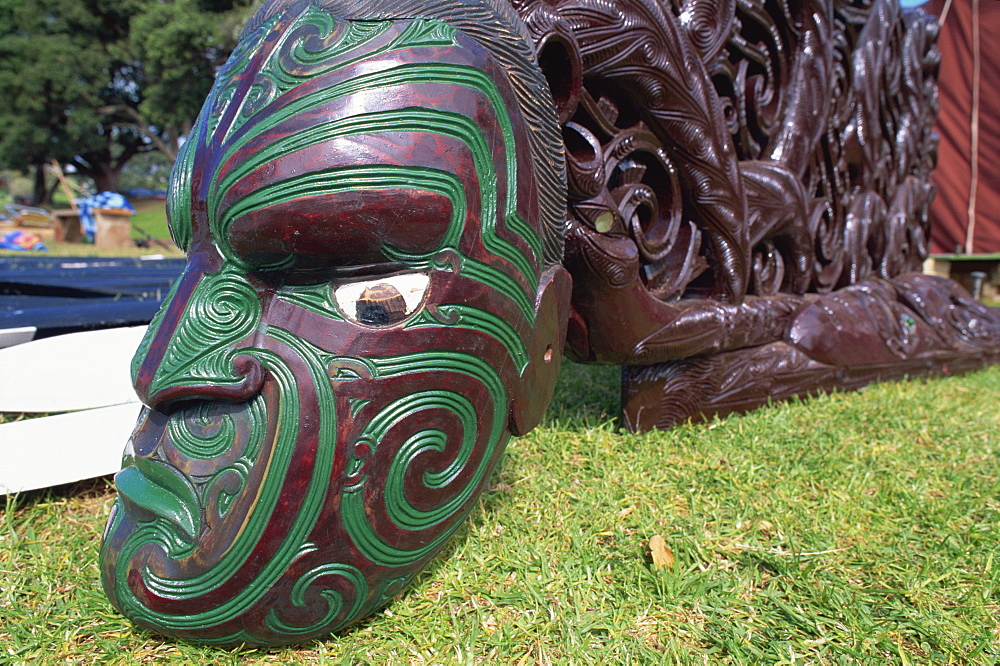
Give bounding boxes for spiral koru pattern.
[341,352,507,569]
[143,267,261,397]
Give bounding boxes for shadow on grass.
[540,359,621,429]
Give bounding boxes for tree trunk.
[31,164,49,205]
[91,163,120,193]
[75,148,124,194]
[46,179,60,205]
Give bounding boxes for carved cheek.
[104,278,521,644]
[226,189,454,268]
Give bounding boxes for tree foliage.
[0,0,254,199]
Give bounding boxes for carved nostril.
[141,352,265,413]
[229,353,266,400]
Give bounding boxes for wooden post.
[48,160,79,214]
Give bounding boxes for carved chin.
[100,343,511,645]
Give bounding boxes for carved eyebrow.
[213,107,538,319]
[217,108,533,274]
[221,165,467,270]
[219,162,535,321]
[171,62,518,261]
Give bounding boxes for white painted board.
[0,326,36,349]
[0,326,146,413]
[0,403,140,494]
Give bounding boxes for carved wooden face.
[99,4,569,645]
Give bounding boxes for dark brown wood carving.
[98,0,1000,646]
[519,0,1000,428]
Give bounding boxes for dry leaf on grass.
[648,534,674,570]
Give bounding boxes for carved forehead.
[168,0,566,267]
[169,8,539,272]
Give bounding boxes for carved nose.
[132,264,265,412]
[135,352,265,412]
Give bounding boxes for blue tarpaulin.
[0,256,184,337]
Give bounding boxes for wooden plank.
[0,297,163,333]
[0,326,146,412]
[0,403,140,494]
[0,326,35,349]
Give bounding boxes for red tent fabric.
[925,0,1000,254]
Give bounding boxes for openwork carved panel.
[518,0,943,367]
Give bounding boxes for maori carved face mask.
[100,3,569,646]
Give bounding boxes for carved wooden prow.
[523,0,1000,428]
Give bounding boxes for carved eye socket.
[334,273,430,327]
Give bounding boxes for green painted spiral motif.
[167,403,239,461]
[266,13,392,94]
[342,351,507,568]
[385,395,477,523]
[206,460,254,517]
[288,16,389,67]
[144,266,261,397]
[264,558,368,636]
[113,326,339,633]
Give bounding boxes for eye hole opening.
[334,273,430,327]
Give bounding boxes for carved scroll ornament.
[522,0,942,367]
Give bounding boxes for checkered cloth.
[75,192,135,239]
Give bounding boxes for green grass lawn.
[2,363,999,663]
[129,198,170,241]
